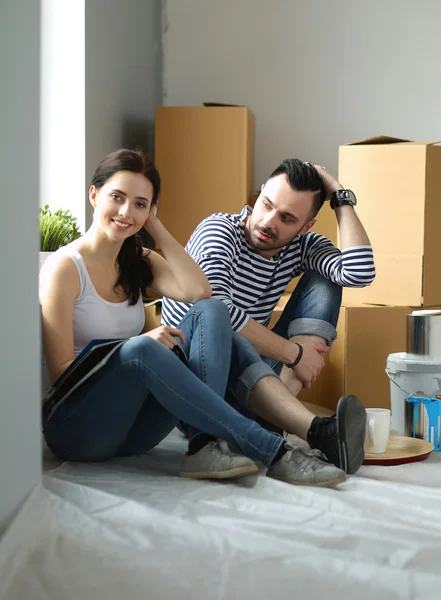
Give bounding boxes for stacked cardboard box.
[274,137,441,410]
[340,137,441,307]
[298,304,412,411]
[154,104,255,247]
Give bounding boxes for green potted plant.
[39,205,82,270]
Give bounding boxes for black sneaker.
[306,394,366,474]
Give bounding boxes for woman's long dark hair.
[90,149,160,305]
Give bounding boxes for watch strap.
[330,189,356,210]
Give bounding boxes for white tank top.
[40,244,145,357]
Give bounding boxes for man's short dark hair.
[268,159,327,219]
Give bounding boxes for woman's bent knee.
[192,298,229,319]
[119,335,168,363]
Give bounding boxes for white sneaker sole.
[267,471,347,488]
[179,463,259,480]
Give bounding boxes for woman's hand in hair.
[139,325,185,349]
[143,202,158,229]
[143,218,212,302]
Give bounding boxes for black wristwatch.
[330,189,357,210]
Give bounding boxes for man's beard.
[249,226,288,253]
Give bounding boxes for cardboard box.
[268,293,290,328]
[270,301,412,411]
[144,300,162,331]
[338,136,441,306]
[154,105,255,246]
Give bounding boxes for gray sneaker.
[267,443,346,488]
[179,439,259,480]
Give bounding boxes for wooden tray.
[363,435,434,466]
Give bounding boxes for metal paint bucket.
[406,310,441,358]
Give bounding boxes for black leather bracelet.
[285,343,303,369]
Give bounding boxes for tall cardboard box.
[294,304,412,411]
[155,105,255,246]
[338,137,441,306]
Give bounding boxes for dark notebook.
[43,339,189,420]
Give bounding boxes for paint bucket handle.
[384,368,412,396]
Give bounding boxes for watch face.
[338,189,357,206]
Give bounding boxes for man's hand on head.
[307,163,343,199]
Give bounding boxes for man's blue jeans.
[263,270,342,373]
[220,271,342,420]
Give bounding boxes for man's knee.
[297,271,342,298]
[315,275,342,300]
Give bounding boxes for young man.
[162,159,375,476]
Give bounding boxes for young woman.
[40,149,346,488]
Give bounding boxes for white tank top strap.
[67,250,87,300]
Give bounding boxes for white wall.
[40,0,162,231]
[0,1,41,529]
[40,0,86,231]
[85,0,162,225]
[163,0,441,188]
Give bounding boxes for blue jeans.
[180,272,342,431]
[262,270,342,374]
[179,271,342,432]
[218,271,342,419]
[42,300,283,467]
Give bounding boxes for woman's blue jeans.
[42,300,283,467]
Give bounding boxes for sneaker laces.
[216,439,232,454]
[320,415,336,426]
[209,439,239,457]
[285,444,328,470]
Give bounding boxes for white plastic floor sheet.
[2,430,441,600]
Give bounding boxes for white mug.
[364,408,391,454]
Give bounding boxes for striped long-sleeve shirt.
[161,206,375,331]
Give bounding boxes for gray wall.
[85,0,162,224]
[0,0,161,531]
[163,0,441,188]
[0,1,41,529]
